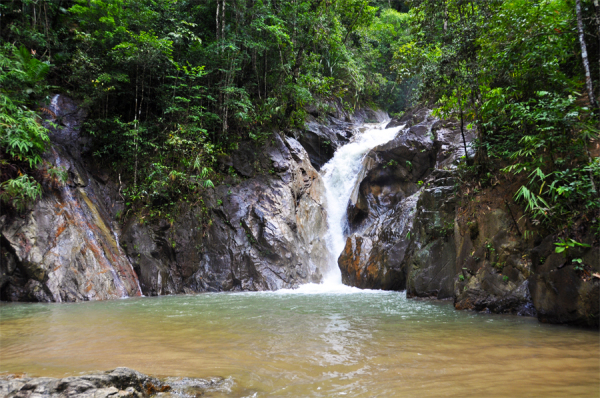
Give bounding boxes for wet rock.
[120,222,173,296]
[405,174,458,299]
[528,236,599,328]
[43,94,91,160]
[123,134,332,294]
[432,119,476,168]
[346,110,437,233]
[0,96,140,302]
[293,102,388,170]
[385,108,430,129]
[157,377,231,398]
[0,368,172,398]
[339,109,442,291]
[454,272,535,315]
[340,107,531,314]
[452,203,535,315]
[339,193,418,290]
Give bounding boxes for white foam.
[318,120,404,287]
[275,283,386,295]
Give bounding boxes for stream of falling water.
[291,120,404,292]
[2,120,599,398]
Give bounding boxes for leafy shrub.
[0,175,43,212]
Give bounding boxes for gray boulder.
[0,96,139,302]
[528,235,599,327]
[0,367,213,398]
[122,134,332,294]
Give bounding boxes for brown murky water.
[1,289,598,397]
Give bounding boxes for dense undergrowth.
[0,0,598,244]
[397,0,600,242]
[1,0,410,219]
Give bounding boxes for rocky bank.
[0,367,229,398]
[0,96,382,299]
[338,108,599,328]
[121,133,333,294]
[1,96,597,328]
[0,96,140,302]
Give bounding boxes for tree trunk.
[216,0,220,42]
[133,65,139,188]
[221,0,226,41]
[593,0,600,87]
[458,90,470,164]
[576,0,599,110]
[343,1,365,44]
[443,1,448,32]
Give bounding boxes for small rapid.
[317,120,404,287]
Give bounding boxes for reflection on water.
[1,291,598,398]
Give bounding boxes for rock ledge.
[0,368,226,398]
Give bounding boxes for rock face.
[405,169,458,299]
[0,96,140,302]
[0,95,332,301]
[337,108,538,314]
[345,111,436,233]
[339,193,418,290]
[339,107,599,327]
[0,367,227,398]
[528,236,599,327]
[339,110,468,291]
[122,134,332,294]
[451,202,535,316]
[295,101,388,170]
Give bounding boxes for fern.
[14,45,50,86]
[0,175,43,212]
[0,93,50,168]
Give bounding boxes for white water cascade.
[320,121,405,285]
[284,120,405,294]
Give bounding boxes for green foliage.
[554,239,591,256]
[383,159,398,168]
[10,0,409,216]
[0,43,52,211]
[0,0,418,217]
[0,174,43,212]
[0,93,49,168]
[572,258,585,272]
[396,0,599,234]
[3,0,595,232]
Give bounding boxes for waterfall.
[49,94,60,116]
[318,121,405,286]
